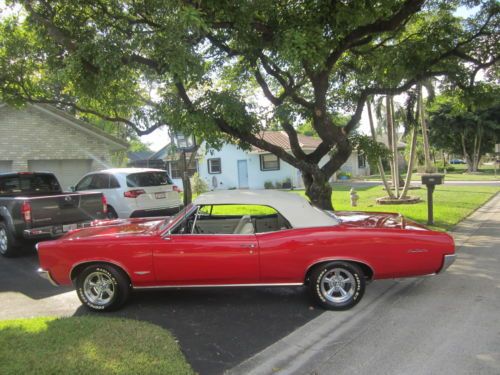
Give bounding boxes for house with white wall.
[151,131,369,190]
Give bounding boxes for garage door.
[28,159,93,191]
[0,161,13,173]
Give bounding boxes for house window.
[260,154,280,171]
[167,160,197,179]
[208,158,221,174]
[358,153,366,168]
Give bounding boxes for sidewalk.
[227,192,500,375]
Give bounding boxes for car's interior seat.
[233,215,254,234]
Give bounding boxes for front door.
[237,160,249,188]
[153,234,259,285]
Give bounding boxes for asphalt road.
[0,248,321,375]
[230,192,500,375]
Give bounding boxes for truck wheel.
[0,222,20,257]
[76,264,130,312]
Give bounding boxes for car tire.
[75,264,130,312]
[106,206,118,219]
[0,222,20,257]
[309,261,365,310]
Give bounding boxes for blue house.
[151,131,370,190]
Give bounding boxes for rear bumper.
[37,268,59,286]
[437,254,456,274]
[23,221,93,239]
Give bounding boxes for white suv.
[74,168,182,218]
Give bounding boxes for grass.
[294,185,498,231]
[0,316,194,375]
[364,164,500,181]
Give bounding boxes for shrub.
[337,171,351,179]
[264,181,274,189]
[191,172,209,195]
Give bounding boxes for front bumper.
[437,254,456,274]
[37,268,59,286]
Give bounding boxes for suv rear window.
[0,174,62,196]
[126,172,173,187]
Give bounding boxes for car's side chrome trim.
[437,254,456,274]
[37,268,59,286]
[133,282,303,290]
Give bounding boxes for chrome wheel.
[83,271,115,306]
[319,268,356,304]
[0,227,7,253]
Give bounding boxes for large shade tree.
[1,0,498,209]
[428,83,500,172]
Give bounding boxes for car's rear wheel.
[0,222,20,257]
[75,264,130,312]
[309,261,365,310]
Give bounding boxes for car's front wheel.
[75,264,130,312]
[309,261,365,310]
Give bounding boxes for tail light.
[21,201,32,223]
[173,185,181,193]
[101,195,108,214]
[124,189,146,198]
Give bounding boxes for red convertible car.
[37,190,455,312]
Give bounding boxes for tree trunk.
[179,150,192,206]
[400,125,417,199]
[460,132,474,172]
[387,96,400,197]
[419,85,432,173]
[303,172,334,211]
[367,99,395,198]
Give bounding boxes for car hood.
[62,217,166,240]
[334,211,427,230]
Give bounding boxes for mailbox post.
[421,174,445,225]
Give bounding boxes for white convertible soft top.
[193,190,339,228]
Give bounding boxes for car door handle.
[240,244,256,248]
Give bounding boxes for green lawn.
[0,317,193,375]
[293,185,498,231]
[364,164,500,181]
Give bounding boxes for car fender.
[304,257,376,280]
[69,258,134,284]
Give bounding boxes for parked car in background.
[0,172,107,257]
[37,190,455,312]
[449,159,466,164]
[73,168,182,219]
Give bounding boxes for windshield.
[157,204,195,233]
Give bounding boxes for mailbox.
[421,174,444,185]
[421,173,445,225]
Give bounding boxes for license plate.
[155,192,166,199]
[63,224,78,232]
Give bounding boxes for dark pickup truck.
[0,172,107,257]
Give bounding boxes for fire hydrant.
[350,187,359,207]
